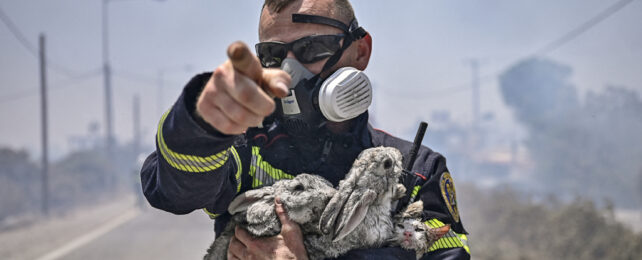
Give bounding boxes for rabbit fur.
[204,173,336,260]
[315,146,407,258]
[205,146,407,260]
[391,200,451,259]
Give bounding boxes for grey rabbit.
[314,146,407,258]
[204,173,336,260]
[205,146,406,260]
[391,200,451,259]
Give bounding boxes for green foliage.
[459,184,642,260]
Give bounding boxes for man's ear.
[354,32,372,70]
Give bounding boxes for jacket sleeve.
[140,73,243,216]
[414,151,471,259]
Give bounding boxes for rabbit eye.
[383,159,393,169]
[293,184,304,191]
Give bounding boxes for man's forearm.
[140,74,242,215]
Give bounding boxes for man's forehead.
[259,0,339,41]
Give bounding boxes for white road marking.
[34,208,140,260]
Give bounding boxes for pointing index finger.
[227,41,289,98]
[227,41,263,85]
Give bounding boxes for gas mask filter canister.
[318,67,372,122]
[279,58,372,126]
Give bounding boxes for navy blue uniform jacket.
[141,73,471,259]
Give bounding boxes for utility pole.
[639,170,642,226]
[157,69,164,117]
[133,94,141,157]
[101,0,166,164]
[38,34,49,217]
[469,59,480,131]
[102,0,115,156]
[102,0,116,190]
[465,58,482,156]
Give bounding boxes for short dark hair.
[262,0,355,24]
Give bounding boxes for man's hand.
[227,197,308,260]
[197,41,290,135]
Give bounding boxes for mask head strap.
[292,13,367,72]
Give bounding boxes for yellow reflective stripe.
[457,233,471,254]
[426,218,446,228]
[249,146,293,188]
[157,110,228,171]
[249,147,263,188]
[230,146,242,193]
[409,185,421,201]
[425,218,471,254]
[262,161,293,181]
[201,148,242,220]
[203,208,220,219]
[156,110,229,173]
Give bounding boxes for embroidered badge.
[440,172,460,223]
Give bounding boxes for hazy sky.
[1,0,640,159]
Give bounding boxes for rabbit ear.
[430,224,451,240]
[319,190,349,236]
[332,189,377,242]
[320,162,366,237]
[228,188,274,214]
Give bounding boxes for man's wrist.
[183,72,232,138]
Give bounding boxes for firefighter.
[141,0,470,259]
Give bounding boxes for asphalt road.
[2,197,639,260]
[60,206,215,260]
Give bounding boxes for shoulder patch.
[439,172,460,223]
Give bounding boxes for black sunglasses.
[255,34,345,68]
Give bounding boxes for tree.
[0,148,40,221]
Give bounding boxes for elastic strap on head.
[292,14,350,34]
[292,13,367,72]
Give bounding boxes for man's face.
[258,0,359,76]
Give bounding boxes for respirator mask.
[255,14,372,137]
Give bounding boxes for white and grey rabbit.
[391,200,451,259]
[314,146,407,258]
[204,173,336,260]
[205,147,406,260]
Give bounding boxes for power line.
[448,0,635,97]
[0,5,84,78]
[382,74,495,99]
[0,5,37,55]
[0,68,103,104]
[112,70,157,85]
[382,0,636,99]
[0,68,189,105]
[535,0,635,56]
[112,69,185,89]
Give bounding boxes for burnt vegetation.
[0,146,137,229]
[459,184,642,260]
